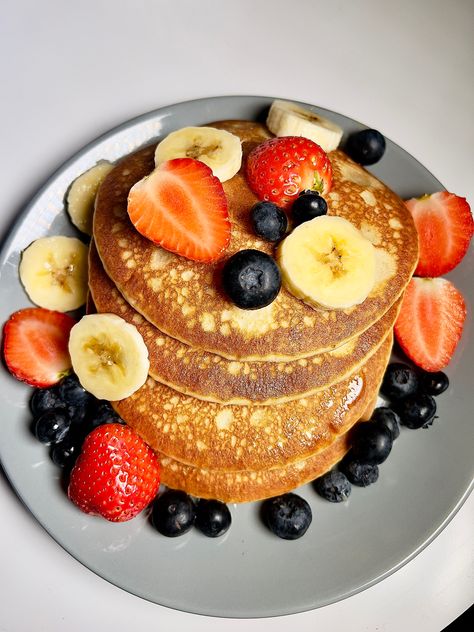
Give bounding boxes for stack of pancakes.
[89,121,418,502]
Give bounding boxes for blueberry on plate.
[292,191,328,226]
[222,249,281,309]
[314,470,351,503]
[381,362,419,401]
[34,409,71,445]
[261,493,312,540]
[395,392,437,429]
[352,422,393,464]
[251,202,287,242]
[340,457,379,487]
[370,407,400,440]
[58,373,93,408]
[51,436,81,468]
[89,400,123,429]
[419,370,449,396]
[195,499,232,537]
[345,129,386,166]
[30,386,65,416]
[152,490,195,537]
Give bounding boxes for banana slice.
[277,216,376,309]
[155,126,242,182]
[267,100,343,152]
[66,161,114,235]
[19,236,88,312]
[68,313,150,400]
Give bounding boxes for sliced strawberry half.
[405,192,473,277]
[127,158,230,263]
[395,277,467,372]
[3,308,75,387]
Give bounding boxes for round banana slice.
[155,126,242,182]
[66,161,114,235]
[19,236,88,312]
[277,215,376,309]
[68,314,150,400]
[267,100,343,153]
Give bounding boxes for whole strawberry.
[246,136,332,210]
[68,423,160,522]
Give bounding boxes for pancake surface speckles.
[93,121,417,360]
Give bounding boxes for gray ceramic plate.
[0,96,472,618]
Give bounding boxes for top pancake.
[94,120,418,361]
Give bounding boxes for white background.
[1,1,473,630]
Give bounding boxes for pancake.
[113,334,392,472]
[89,241,400,404]
[93,121,417,361]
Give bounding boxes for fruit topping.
[250,201,288,242]
[292,190,328,226]
[277,215,376,310]
[195,499,232,538]
[90,400,123,428]
[405,192,473,277]
[222,249,281,310]
[127,157,230,263]
[246,136,332,210]
[30,385,65,416]
[314,470,351,503]
[380,362,419,401]
[152,490,196,537]
[68,314,150,400]
[395,393,437,429]
[352,423,393,465]
[3,308,75,387]
[394,278,466,372]
[66,161,114,235]
[340,458,379,487]
[155,127,242,182]
[261,493,312,540]
[68,423,160,522]
[58,373,93,409]
[51,436,81,469]
[345,129,386,166]
[267,100,343,152]
[370,407,400,440]
[419,370,449,396]
[19,236,88,312]
[35,409,71,445]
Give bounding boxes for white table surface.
[1,1,473,630]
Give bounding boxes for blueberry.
[381,363,419,401]
[340,457,379,487]
[292,192,328,226]
[345,129,386,166]
[419,371,449,396]
[34,409,71,445]
[58,374,93,408]
[51,436,81,468]
[152,490,195,537]
[314,470,351,503]
[30,387,65,416]
[251,202,288,242]
[222,249,281,309]
[352,423,393,464]
[395,393,437,429]
[195,499,232,537]
[89,401,123,429]
[261,493,312,540]
[370,407,400,440]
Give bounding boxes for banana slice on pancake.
[66,161,114,235]
[68,314,149,400]
[155,126,242,182]
[19,236,88,312]
[267,100,343,152]
[277,216,376,309]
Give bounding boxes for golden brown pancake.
[93,121,417,361]
[89,241,400,404]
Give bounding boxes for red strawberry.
[3,308,75,387]
[245,136,332,210]
[395,277,467,372]
[405,192,473,276]
[68,423,160,522]
[127,158,230,263]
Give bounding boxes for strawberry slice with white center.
[395,277,467,372]
[3,307,76,387]
[127,157,230,263]
[405,192,473,277]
